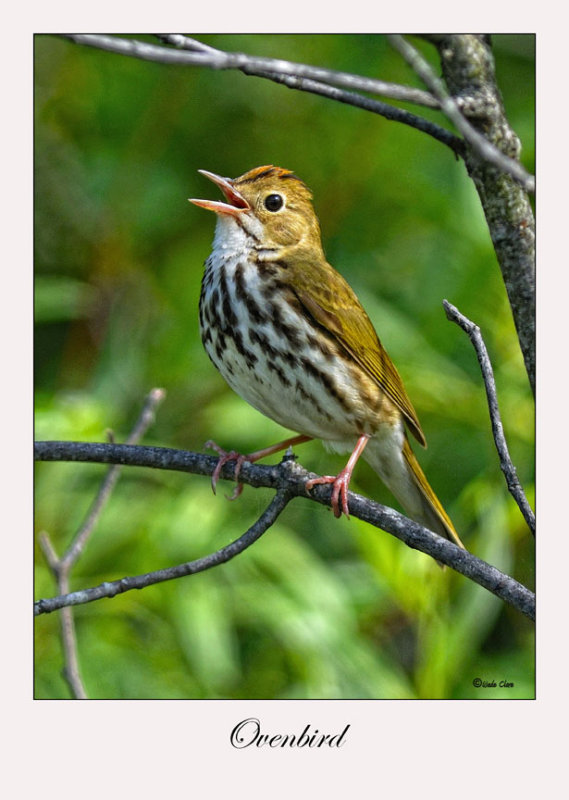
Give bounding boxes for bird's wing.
[289,259,426,446]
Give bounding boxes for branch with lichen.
[427,35,535,394]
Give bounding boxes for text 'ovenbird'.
[190,165,464,550]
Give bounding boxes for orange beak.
[189,170,250,217]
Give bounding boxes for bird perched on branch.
[190,165,464,552]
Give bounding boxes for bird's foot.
[205,434,313,501]
[305,470,352,518]
[305,433,371,519]
[204,440,247,500]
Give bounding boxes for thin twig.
[443,300,535,535]
[63,33,441,109]
[39,525,87,697]
[62,388,166,568]
[157,34,460,151]
[245,69,462,153]
[387,35,535,193]
[154,34,221,55]
[36,488,292,615]
[37,388,166,698]
[34,441,535,620]
[58,34,462,155]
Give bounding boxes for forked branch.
[37,388,166,698]
[36,487,292,615]
[34,440,535,620]
[387,35,534,192]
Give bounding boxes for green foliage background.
[34,34,535,699]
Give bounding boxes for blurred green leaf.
[35,276,97,322]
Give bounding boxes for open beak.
[189,170,250,217]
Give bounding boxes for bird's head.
[190,165,323,257]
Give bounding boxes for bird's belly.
[200,278,388,442]
[208,335,359,440]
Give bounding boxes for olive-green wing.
[289,259,426,446]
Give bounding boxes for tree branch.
[35,486,292,616]
[443,301,535,535]
[56,33,535,395]
[37,388,165,698]
[65,33,441,109]
[387,35,535,192]
[60,388,166,570]
[58,34,463,156]
[428,34,535,395]
[34,441,535,620]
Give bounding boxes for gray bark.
[433,34,535,394]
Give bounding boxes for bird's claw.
[305,471,351,519]
[205,440,247,498]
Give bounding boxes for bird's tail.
[363,433,465,551]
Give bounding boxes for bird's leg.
[205,434,313,499]
[305,433,371,518]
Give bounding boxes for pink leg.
[205,434,312,500]
[305,434,371,519]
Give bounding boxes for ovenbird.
[190,165,464,550]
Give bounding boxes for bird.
[189,165,464,551]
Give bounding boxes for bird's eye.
[264,193,284,212]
